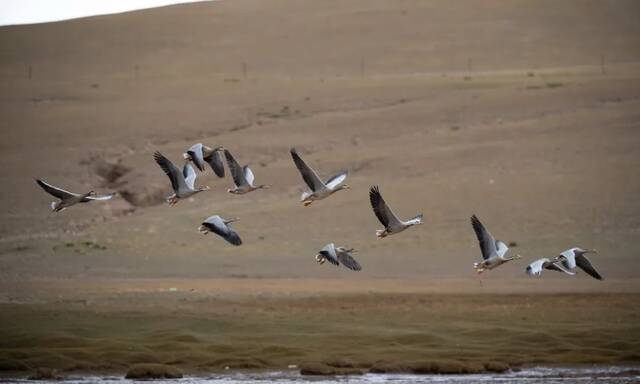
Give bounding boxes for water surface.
[3,366,639,384]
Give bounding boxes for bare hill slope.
[0,0,639,287]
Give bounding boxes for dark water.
[2,367,639,383]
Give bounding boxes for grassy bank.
[0,293,638,376]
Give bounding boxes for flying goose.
[153,151,210,206]
[315,243,362,271]
[526,258,575,277]
[554,248,603,280]
[470,214,521,273]
[183,143,225,177]
[223,149,268,194]
[369,186,422,238]
[35,179,115,212]
[290,148,349,206]
[198,215,242,246]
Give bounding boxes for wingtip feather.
[153,151,164,162]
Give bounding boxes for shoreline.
[2,364,640,380]
[3,277,640,300]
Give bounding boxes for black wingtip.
[347,260,363,272]
[369,185,381,204]
[592,270,604,280]
[228,231,242,246]
[470,214,485,241]
[470,214,481,227]
[153,151,168,167]
[290,148,302,161]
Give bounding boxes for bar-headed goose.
[315,243,362,271]
[369,186,422,238]
[554,248,603,280]
[198,215,242,246]
[154,151,210,206]
[470,214,521,273]
[290,148,349,206]
[223,149,268,194]
[36,179,115,212]
[183,143,225,177]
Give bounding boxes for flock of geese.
[35,144,603,280]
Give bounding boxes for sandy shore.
[0,279,638,377]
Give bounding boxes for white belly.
[304,188,331,201]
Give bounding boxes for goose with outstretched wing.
[369,185,422,238]
[470,214,521,273]
[36,179,115,212]
[315,243,362,271]
[198,215,242,246]
[154,151,210,206]
[290,148,349,206]
[553,248,603,280]
[183,143,225,177]
[223,149,268,194]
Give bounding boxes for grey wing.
[154,151,188,193]
[337,251,362,271]
[325,171,348,190]
[83,193,116,201]
[290,148,325,192]
[202,216,242,246]
[470,215,497,261]
[205,150,225,178]
[187,143,206,171]
[221,225,242,246]
[575,254,603,280]
[36,179,78,199]
[224,149,247,187]
[369,186,402,228]
[319,243,339,266]
[544,261,576,275]
[183,163,197,190]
